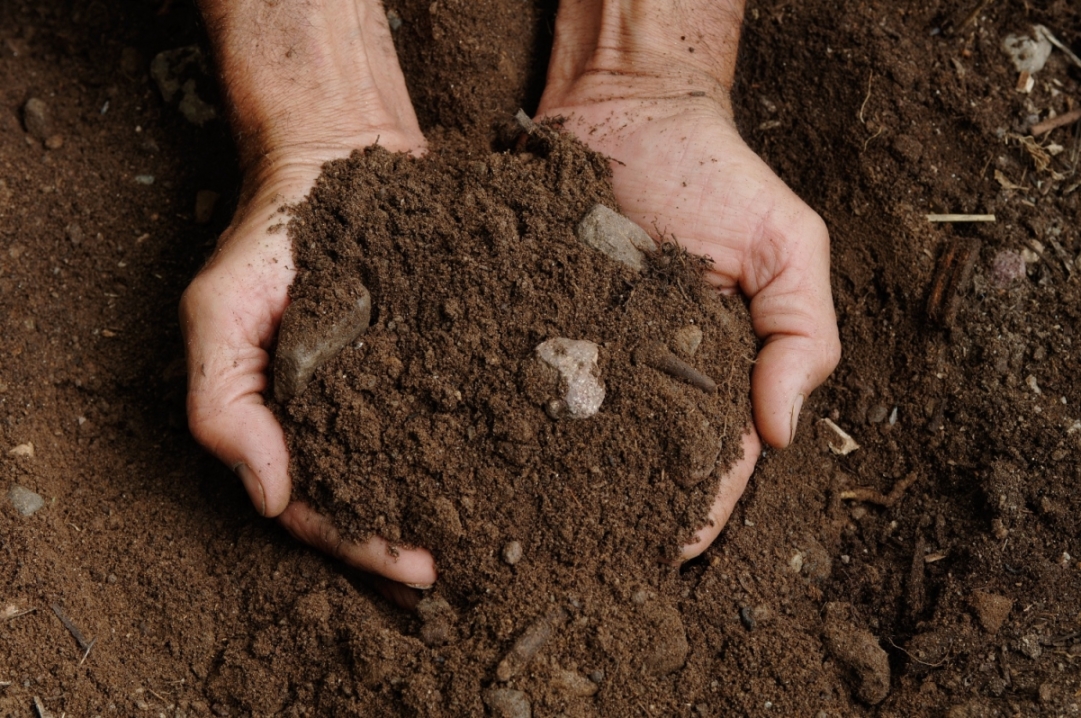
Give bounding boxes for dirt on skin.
[1,0,1080,717]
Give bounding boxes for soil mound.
[273,127,755,714]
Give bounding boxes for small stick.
[50,603,91,651]
[0,681,10,688]
[78,637,97,667]
[5,607,37,621]
[926,214,996,222]
[33,696,52,718]
[1031,109,1081,136]
[634,342,717,393]
[926,237,981,328]
[838,472,919,508]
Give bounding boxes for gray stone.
[274,279,372,402]
[576,204,655,272]
[9,485,44,516]
[484,688,531,718]
[535,338,605,419]
[23,98,51,141]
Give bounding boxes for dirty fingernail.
[234,462,267,516]
[790,394,805,446]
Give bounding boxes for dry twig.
[50,603,92,651]
[839,472,920,508]
[1031,109,1081,136]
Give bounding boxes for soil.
[1,1,1080,717]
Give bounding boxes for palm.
[538,96,838,554]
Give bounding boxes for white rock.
[535,338,605,419]
[1003,28,1052,74]
[9,485,44,516]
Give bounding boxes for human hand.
[182,0,436,586]
[539,0,840,558]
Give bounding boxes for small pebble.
[502,540,523,566]
[134,175,155,186]
[65,223,84,245]
[386,9,403,30]
[990,250,1026,287]
[23,98,51,141]
[672,324,703,357]
[739,606,756,631]
[867,404,889,424]
[484,688,531,718]
[588,669,605,683]
[552,669,597,697]
[576,204,655,272]
[44,134,63,150]
[8,485,44,516]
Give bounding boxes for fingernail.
[405,582,434,590]
[234,462,267,516]
[789,394,805,446]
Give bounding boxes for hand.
[183,0,436,587]
[539,0,841,558]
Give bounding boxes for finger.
[742,204,840,448]
[279,502,438,587]
[180,248,295,517]
[680,427,761,561]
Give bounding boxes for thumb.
[743,206,840,448]
[180,263,294,517]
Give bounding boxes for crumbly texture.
[3,0,1081,716]
[272,127,756,714]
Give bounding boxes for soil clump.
[273,127,755,714]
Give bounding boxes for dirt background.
[1,0,1080,716]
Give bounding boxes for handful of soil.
[273,126,756,715]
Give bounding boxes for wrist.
[541,0,745,110]
[199,0,423,172]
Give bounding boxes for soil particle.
[502,540,523,566]
[970,590,1013,634]
[640,600,689,677]
[823,603,891,705]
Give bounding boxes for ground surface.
[1,1,1080,716]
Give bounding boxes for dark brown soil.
[274,128,754,713]
[2,1,1080,717]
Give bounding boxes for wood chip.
[924,553,948,564]
[925,214,996,222]
[50,603,92,650]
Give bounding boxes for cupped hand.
[179,140,437,587]
[537,91,840,559]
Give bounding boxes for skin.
[182,0,840,585]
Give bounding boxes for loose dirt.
[1,1,1079,716]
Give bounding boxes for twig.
[926,214,996,222]
[78,637,97,667]
[634,342,717,393]
[1038,26,1081,69]
[1031,109,1081,136]
[50,603,91,651]
[33,696,52,718]
[4,607,37,621]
